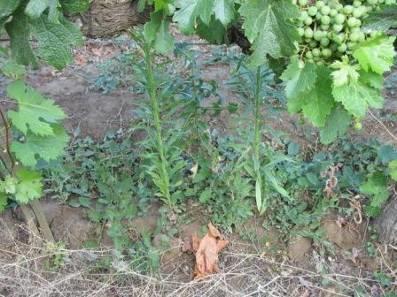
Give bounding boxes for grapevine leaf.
[0,192,6,212]
[5,8,37,67]
[60,0,90,14]
[25,0,61,23]
[14,168,42,204]
[281,57,317,106]
[359,70,384,90]
[360,172,389,218]
[173,0,214,34]
[144,11,174,53]
[388,160,397,181]
[196,17,226,44]
[300,66,334,127]
[239,0,300,66]
[7,80,65,136]
[363,4,397,31]
[332,81,383,118]
[11,124,69,167]
[31,16,83,69]
[0,176,17,194]
[331,61,360,87]
[0,0,21,18]
[213,0,235,26]
[353,36,396,74]
[319,105,351,144]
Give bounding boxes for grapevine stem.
[0,106,14,171]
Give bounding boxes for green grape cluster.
[293,0,396,64]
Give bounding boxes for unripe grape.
[304,27,314,38]
[304,16,313,25]
[333,33,345,44]
[321,5,331,15]
[321,24,330,30]
[335,3,343,11]
[298,0,309,6]
[320,37,330,46]
[353,1,362,7]
[333,24,344,32]
[321,48,332,57]
[316,12,323,20]
[353,6,365,18]
[314,30,324,41]
[337,43,347,53]
[330,9,338,17]
[349,32,360,42]
[312,48,321,57]
[308,6,318,16]
[298,27,305,36]
[334,14,346,24]
[343,5,354,14]
[367,0,378,5]
[300,11,309,20]
[321,15,331,25]
[316,1,325,8]
[309,40,317,47]
[347,17,359,27]
[347,41,357,49]
[305,51,313,59]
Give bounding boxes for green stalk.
[253,67,263,213]
[143,43,172,206]
[253,67,262,164]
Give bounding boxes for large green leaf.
[7,80,65,136]
[14,168,42,204]
[11,124,69,167]
[0,0,21,18]
[363,4,397,31]
[173,0,235,34]
[25,0,61,22]
[281,59,334,126]
[300,66,334,127]
[332,81,383,118]
[319,105,351,144]
[60,0,90,14]
[353,36,396,75]
[281,57,317,104]
[144,11,174,53]
[5,8,37,67]
[31,16,83,69]
[239,0,300,66]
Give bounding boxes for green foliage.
[239,0,300,67]
[360,172,389,217]
[139,0,397,144]
[2,0,83,69]
[7,80,65,136]
[60,0,90,14]
[363,4,397,31]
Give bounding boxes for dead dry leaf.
[183,222,229,279]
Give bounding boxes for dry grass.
[1,234,394,297]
